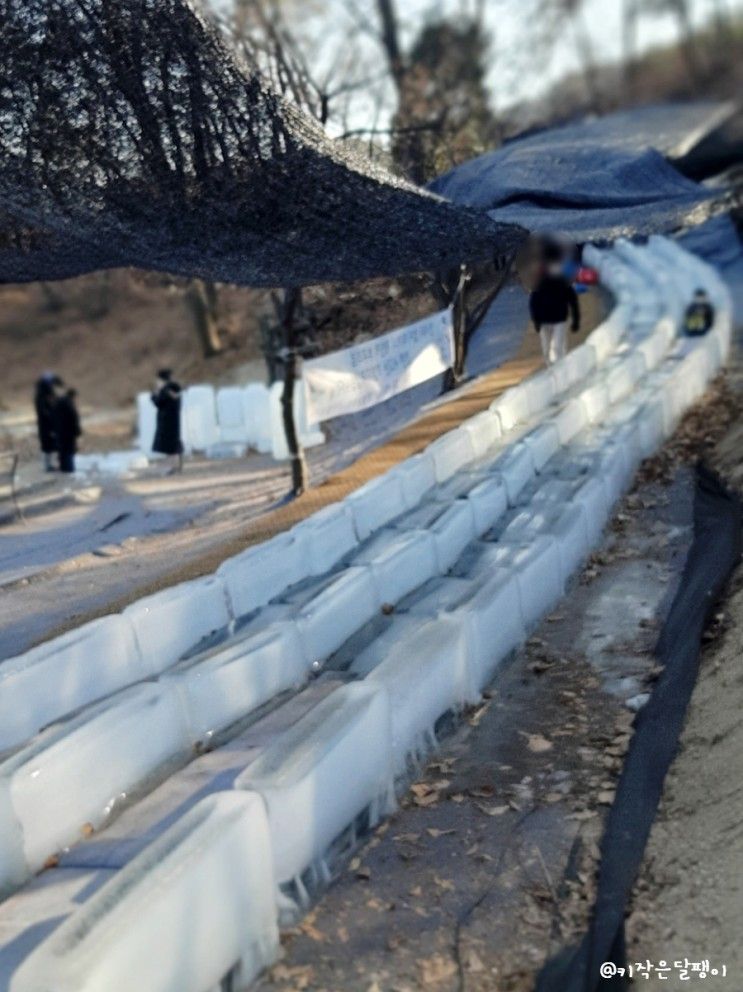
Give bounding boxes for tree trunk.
[442,266,469,393]
[669,0,704,87]
[185,278,223,357]
[621,0,639,98]
[280,287,308,496]
[375,0,405,92]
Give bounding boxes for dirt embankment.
[625,377,743,984]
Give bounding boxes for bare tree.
[184,279,224,357]
[643,0,705,86]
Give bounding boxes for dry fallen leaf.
[525,733,554,753]
[468,701,491,727]
[466,949,486,973]
[418,954,458,985]
[475,802,509,817]
[426,827,456,839]
[597,790,616,805]
[269,964,315,990]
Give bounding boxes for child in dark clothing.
[54,386,82,474]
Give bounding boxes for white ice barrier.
[0,684,191,891]
[216,387,249,444]
[291,504,358,576]
[553,398,587,446]
[407,573,525,693]
[562,343,597,387]
[136,392,157,455]
[605,352,647,405]
[395,499,477,572]
[75,451,150,477]
[355,617,472,771]
[10,793,279,992]
[522,422,560,473]
[635,397,668,456]
[493,536,564,629]
[218,532,305,620]
[242,383,272,453]
[386,453,437,510]
[164,624,308,745]
[235,683,392,891]
[636,317,675,371]
[347,473,407,541]
[354,530,439,606]
[435,473,509,535]
[0,616,145,753]
[182,385,220,452]
[589,307,630,364]
[491,385,530,431]
[123,575,231,676]
[427,429,477,484]
[578,380,611,425]
[489,442,535,505]
[570,475,611,546]
[460,409,502,459]
[550,507,593,583]
[523,370,556,418]
[292,567,379,663]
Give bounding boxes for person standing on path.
[151,368,184,473]
[529,244,580,365]
[34,372,61,471]
[53,385,82,474]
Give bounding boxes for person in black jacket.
[683,288,715,336]
[53,385,82,474]
[34,372,62,470]
[151,368,183,472]
[529,244,580,365]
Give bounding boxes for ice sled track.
[0,236,732,991]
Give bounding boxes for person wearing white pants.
[530,242,580,366]
[539,321,567,365]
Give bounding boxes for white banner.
[302,308,454,425]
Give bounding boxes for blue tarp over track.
[429,103,730,242]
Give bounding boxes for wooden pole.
[279,287,308,497]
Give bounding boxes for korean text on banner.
[302,309,455,425]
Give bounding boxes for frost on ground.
[260,373,742,992]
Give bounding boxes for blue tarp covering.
[429,104,728,241]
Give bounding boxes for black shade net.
[0,0,525,287]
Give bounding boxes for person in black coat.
[529,244,580,366]
[151,368,183,471]
[34,373,61,470]
[53,386,82,474]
